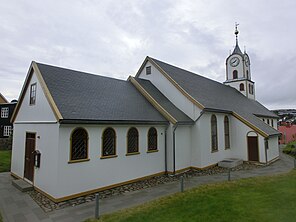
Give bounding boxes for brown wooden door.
[24,133,35,182]
[247,136,259,161]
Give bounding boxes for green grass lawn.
[0,150,11,172]
[87,170,296,222]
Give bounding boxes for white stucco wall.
[138,61,201,120]
[267,136,279,162]
[174,125,192,171]
[15,71,57,122]
[11,123,60,196]
[55,124,166,199]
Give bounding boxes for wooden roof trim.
[11,62,63,123]
[32,62,63,120]
[232,112,268,138]
[138,57,205,110]
[129,76,177,124]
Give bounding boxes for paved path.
[0,151,294,222]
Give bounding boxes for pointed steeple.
[232,23,243,55]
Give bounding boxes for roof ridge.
[36,62,127,83]
[149,57,225,86]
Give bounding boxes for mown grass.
[86,170,296,222]
[0,150,11,172]
[283,141,296,158]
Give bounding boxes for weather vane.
[235,22,239,44]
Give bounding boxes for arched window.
[271,119,274,127]
[211,115,218,152]
[148,127,158,151]
[70,128,88,161]
[127,127,139,154]
[224,116,230,149]
[267,119,270,125]
[233,70,238,79]
[246,70,249,79]
[102,128,116,157]
[249,84,251,94]
[239,83,244,91]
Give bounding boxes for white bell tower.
[224,24,255,100]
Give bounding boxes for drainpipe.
[164,124,169,174]
[264,137,269,165]
[173,123,179,174]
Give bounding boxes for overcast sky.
[0,0,295,110]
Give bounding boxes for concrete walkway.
[0,151,294,222]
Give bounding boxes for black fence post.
[180,176,184,192]
[95,193,99,219]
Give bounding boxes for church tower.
[224,24,255,100]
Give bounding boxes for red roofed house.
[278,124,296,144]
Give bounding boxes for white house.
[11,30,279,202]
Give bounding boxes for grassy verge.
[283,141,296,158]
[0,150,12,172]
[86,170,296,222]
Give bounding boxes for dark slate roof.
[134,78,193,124]
[149,57,279,136]
[36,63,168,124]
[232,44,243,55]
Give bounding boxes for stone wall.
[0,137,12,150]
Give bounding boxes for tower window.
[239,83,244,91]
[233,70,238,79]
[246,70,249,79]
[249,84,251,94]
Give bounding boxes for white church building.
[11,29,279,202]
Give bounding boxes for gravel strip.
[27,162,264,212]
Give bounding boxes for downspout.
[173,123,179,174]
[264,137,269,165]
[164,124,169,174]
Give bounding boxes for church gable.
[12,62,61,123]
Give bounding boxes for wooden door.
[247,136,259,161]
[24,133,35,182]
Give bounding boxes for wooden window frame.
[224,116,230,149]
[1,107,9,118]
[69,127,89,163]
[29,83,37,105]
[211,115,218,152]
[126,127,140,156]
[147,127,158,153]
[101,127,117,159]
[146,66,151,75]
[3,126,12,137]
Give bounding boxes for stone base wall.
[0,137,12,150]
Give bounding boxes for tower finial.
[235,22,239,45]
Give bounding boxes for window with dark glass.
[271,119,274,127]
[224,116,230,149]
[239,83,244,91]
[146,66,151,75]
[102,128,116,157]
[148,127,157,151]
[267,119,270,125]
[30,83,37,105]
[127,127,139,154]
[71,128,88,161]
[233,70,238,79]
[249,84,251,94]
[211,115,218,152]
[246,70,249,79]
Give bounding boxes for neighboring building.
[278,123,296,144]
[0,93,8,104]
[0,94,17,138]
[11,28,279,202]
